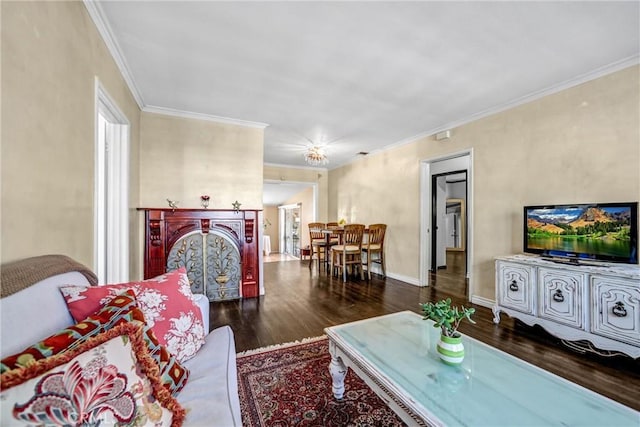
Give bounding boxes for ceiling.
[263,181,313,206]
[91,1,639,207]
[92,1,638,175]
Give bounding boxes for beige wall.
[139,112,264,210]
[329,143,422,282]
[1,1,142,276]
[1,2,264,280]
[264,165,328,221]
[138,113,264,276]
[329,65,640,301]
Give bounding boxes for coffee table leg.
[328,347,347,399]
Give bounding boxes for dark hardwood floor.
[430,250,468,297]
[210,257,640,411]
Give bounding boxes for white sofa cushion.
[192,294,210,333]
[0,271,90,358]
[179,325,242,426]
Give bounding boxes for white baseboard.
[385,271,421,286]
[471,295,494,308]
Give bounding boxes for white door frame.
[419,150,474,301]
[94,77,130,283]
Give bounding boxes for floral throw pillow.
[60,267,206,362]
[1,290,190,397]
[0,322,185,427]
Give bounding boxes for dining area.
[307,222,387,282]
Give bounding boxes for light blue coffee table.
[324,311,639,426]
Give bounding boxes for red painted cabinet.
[139,208,260,300]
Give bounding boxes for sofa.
[0,255,242,426]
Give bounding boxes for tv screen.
[524,202,638,264]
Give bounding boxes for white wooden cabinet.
[493,255,640,358]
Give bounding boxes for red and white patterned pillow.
[0,322,185,427]
[60,268,206,362]
[1,290,190,397]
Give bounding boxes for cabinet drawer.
[591,276,640,346]
[538,268,587,329]
[497,261,535,315]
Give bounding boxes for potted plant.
[420,298,476,365]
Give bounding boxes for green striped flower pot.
[437,334,465,365]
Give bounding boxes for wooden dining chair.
[362,224,387,280]
[326,222,341,244]
[331,224,365,282]
[308,222,328,271]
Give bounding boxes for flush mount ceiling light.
[304,146,329,166]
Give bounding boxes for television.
[524,202,638,264]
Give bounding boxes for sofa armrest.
[193,294,210,333]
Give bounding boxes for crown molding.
[425,55,640,140]
[83,0,145,109]
[83,0,271,130]
[79,2,638,169]
[264,162,328,171]
[143,105,269,129]
[335,57,640,170]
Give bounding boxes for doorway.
[420,151,473,300]
[446,198,465,252]
[430,172,468,297]
[263,180,318,258]
[278,204,301,257]
[94,78,129,284]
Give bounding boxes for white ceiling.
[92,1,639,174]
[263,181,313,206]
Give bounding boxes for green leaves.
[420,298,476,337]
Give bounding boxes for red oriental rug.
[237,336,406,427]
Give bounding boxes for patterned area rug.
[237,336,406,427]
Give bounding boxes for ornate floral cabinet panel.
[591,275,640,346]
[496,260,535,315]
[537,267,588,329]
[166,231,206,294]
[493,255,640,358]
[140,208,260,301]
[205,232,242,301]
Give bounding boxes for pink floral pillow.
[60,268,206,362]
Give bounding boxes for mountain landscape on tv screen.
[528,207,631,233]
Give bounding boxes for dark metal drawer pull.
[612,302,627,317]
[553,290,564,303]
[509,280,519,292]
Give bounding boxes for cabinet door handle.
[612,302,627,317]
[509,280,519,292]
[552,290,564,303]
